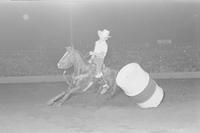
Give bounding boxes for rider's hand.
[88,59,92,64]
[89,51,94,55]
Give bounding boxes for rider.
[89,29,111,78]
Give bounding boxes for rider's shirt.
[93,40,108,58]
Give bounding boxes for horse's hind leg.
[110,83,117,97]
[99,84,110,94]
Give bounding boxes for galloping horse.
[47,46,117,106]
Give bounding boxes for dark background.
[0,1,200,76]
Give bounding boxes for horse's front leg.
[82,81,94,92]
[47,91,66,106]
[55,86,81,106]
[74,73,90,82]
[63,74,74,88]
[56,79,94,106]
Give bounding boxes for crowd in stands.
[0,42,199,77]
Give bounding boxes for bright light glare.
[22,14,30,20]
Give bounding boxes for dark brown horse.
[47,46,117,106]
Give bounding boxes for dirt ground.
[0,79,199,133]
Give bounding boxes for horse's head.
[57,46,75,69]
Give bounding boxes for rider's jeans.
[92,57,104,75]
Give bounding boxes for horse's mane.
[72,47,89,65]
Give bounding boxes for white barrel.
[116,63,164,108]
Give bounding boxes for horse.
[47,46,118,106]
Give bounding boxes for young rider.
[89,29,111,78]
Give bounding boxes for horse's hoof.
[54,102,63,107]
[47,100,56,106]
[47,99,62,107]
[100,85,109,94]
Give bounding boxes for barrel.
[116,63,164,108]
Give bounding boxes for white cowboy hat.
[98,29,111,39]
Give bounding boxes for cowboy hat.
[98,29,111,39]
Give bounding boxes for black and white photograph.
[0,0,199,132]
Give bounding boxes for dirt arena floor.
[0,79,199,133]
